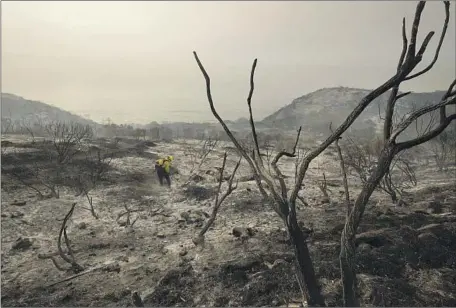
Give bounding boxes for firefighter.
[155,155,174,187]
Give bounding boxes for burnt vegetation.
[1,1,456,307]
[193,1,455,306]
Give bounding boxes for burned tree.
[342,135,417,204]
[1,117,13,135]
[192,152,241,246]
[193,1,453,306]
[76,148,113,219]
[19,115,46,144]
[184,136,219,184]
[38,203,84,273]
[428,129,455,171]
[44,121,93,164]
[339,2,453,306]
[193,52,326,306]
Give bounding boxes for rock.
[232,227,255,242]
[357,243,372,253]
[232,227,244,238]
[156,233,165,238]
[205,169,215,175]
[319,197,330,205]
[179,249,188,257]
[116,255,130,262]
[12,237,33,250]
[193,209,210,218]
[102,262,121,273]
[131,291,144,307]
[10,211,24,219]
[329,223,345,235]
[427,200,443,214]
[77,222,88,230]
[239,174,255,182]
[246,227,256,237]
[1,214,7,218]
[118,221,128,227]
[11,201,26,206]
[192,234,205,246]
[221,256,263,273]
[189,174,205,183]
[88,242,111,249]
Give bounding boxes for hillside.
[261,87,451,138]
[1,93,100,128]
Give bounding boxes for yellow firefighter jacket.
[156,158,171,174]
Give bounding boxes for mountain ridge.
[260,87,450,138]
[2,87,452,140]
[1,93,100,128]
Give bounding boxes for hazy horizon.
[2,1,455,124]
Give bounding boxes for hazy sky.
[2,1,455,124]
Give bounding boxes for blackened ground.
[1,137,456,307]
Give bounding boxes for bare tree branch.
[390,94,456,143]
[246,59,263,167]
[330,123,351,217]
[56,203,83,273]
[193,153,241,246]
[193,51,288,220]
[404,1,450,80]
[271,127,302,199]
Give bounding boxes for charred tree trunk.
[383,171,398,203]
[287,206,325,307]
[339,225,358,307]
[339,145,396,306]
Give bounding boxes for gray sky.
[2,1,455,124]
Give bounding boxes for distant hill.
[3,89,452,142]
[1,93,100,128]
[261,87,452,139]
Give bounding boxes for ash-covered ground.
[1,135,456,307]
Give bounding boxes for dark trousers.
[155,165,171,187]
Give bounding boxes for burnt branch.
[45,263,120,288]
[45,121,93,164]
[330,123,351,216]
[246,59,263,166]
[271,127,302,199]
[395,91,412,103]
[116,204,143,227]
[391,92,456,143]
[83,191,98,219]
[76,147,113,218]
[404,1,450,80]
[184,137,219,185]
[56,203,83,273]
[316,171,331,201]
[193,153,241,246]
[193,51,286,219]
[384,18,409,140]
